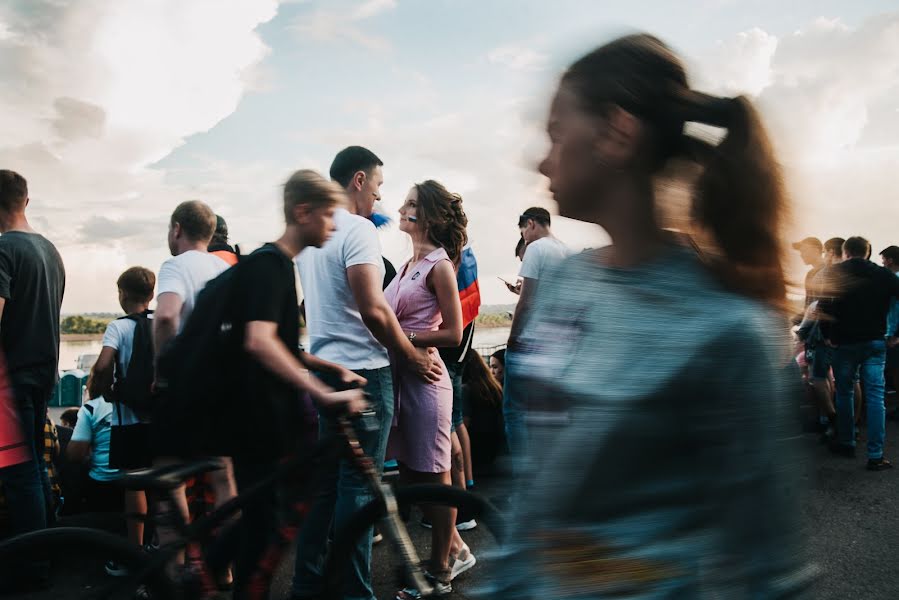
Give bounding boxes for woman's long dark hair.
[414,180,469,265]
[562,34,788,306]
[463,351,503,408]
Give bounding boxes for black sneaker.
[867,458,893,471]
[828,441,856,458]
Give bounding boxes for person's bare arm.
[347,264,441,382]
[507,277,537,350]
[92,347,117,399]
[299,351,367,389]
[153,292,183,361]
[406,261,462,348]
[67,440,90,463]
[244,321,366,413]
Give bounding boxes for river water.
[58,326,511,372]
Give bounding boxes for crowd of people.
[0,31,894,600]
[794,236,899,469]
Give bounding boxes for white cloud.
[0,0,281,312]
[694,13,899,280]
[488,44,549,72]
[290,0,397,52]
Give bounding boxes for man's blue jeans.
[292,366,394,600]
[832,340,887,459]
[502,349,528,472]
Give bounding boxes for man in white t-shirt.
[151,200,231,580]
[153,200,229,353]
[293,146,441,600]
[505,207,571,465]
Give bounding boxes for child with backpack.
[88,266,156,572]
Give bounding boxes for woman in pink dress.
[385,180,475,596]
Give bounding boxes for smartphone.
[497,276,515,287]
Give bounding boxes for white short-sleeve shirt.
[519,236,572,281]
[296,208,389,370]
[156,250,228,332]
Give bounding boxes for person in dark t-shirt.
[0,169,65,587]
[213,170,367,596]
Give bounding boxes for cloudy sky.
[2,0,897,312]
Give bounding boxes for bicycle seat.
[117,458,224,491]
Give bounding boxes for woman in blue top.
[491,34,814,598]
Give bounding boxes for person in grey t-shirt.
[0,169,65,586]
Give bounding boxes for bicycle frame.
[117,413,435,599]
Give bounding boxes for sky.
[1,0,898,313]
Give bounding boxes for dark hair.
[0,170,28,212]
[117,266,155,304]
[463,352,503,408]
[413,180,469,264]
[824,237,845,258]
[211,215,229,245]
[60,408,79,428]
[843,236,870,259]
[562,34,788,305]
[518,207,551,228]
[490,348,506,366]
[329,146,383,189]
[880,245,899,263]
[171,200,217,243]
[514,236,526,259]
[283,169,344,222]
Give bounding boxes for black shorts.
[109,422,154,470]
[83,477,125,513]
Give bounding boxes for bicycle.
[0,413,505,599]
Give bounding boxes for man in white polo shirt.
[292,147,440,600]
[505,207,571,468]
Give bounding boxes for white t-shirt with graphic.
[296,208,389,371]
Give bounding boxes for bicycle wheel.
[0,527,175,599]
[323,484,507,599]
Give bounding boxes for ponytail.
[677,94,788,305]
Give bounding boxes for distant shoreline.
[61,333,103,342]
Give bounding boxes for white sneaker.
[449,544,476,580]
[455,518,477,531]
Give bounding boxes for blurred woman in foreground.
[489,34,813,598]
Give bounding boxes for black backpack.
[154,246,279,454]
[108,310,155,416]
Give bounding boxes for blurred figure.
[489,34,812,598]
[208,215,239,266]
[503,237,527,295]
[881,246,899,396]
[793,237,824,308]
[489,349,506,384]
[823,237,845,268]
[504,208,571,466]
[461,351,506,471]
[820,237,899,469]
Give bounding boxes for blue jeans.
[502,350,528,471]
[832,341,887,458]
[292,366,394,600]
[0,384,51,585]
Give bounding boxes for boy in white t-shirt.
[505,207,572,464]
[90,266,156,566]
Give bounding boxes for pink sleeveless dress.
[384,248,453,473]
